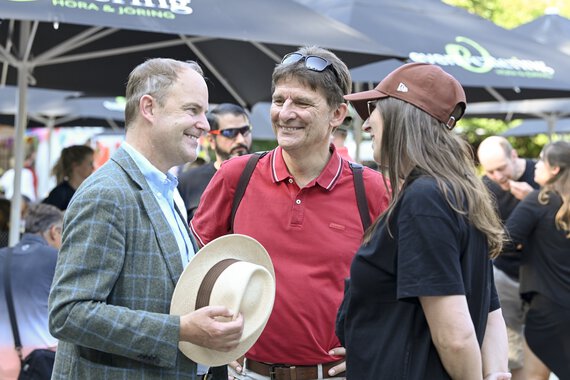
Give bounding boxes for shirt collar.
[271,144,343,190]
[122,142,178,199]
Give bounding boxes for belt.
[244,358,344,380]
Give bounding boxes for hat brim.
[344,89,388,120]
[170,234,275,366]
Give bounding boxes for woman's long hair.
[364,97,504,258]
[538,141,570,238]
[51,145,94,184]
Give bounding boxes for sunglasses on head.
[281,52,340,81]
[209,125,252,139]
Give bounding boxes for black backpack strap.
[3,247,24,363]
[349,162,372,231]
[230,152,268,232]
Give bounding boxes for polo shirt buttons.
[288,178,294,183]
[295,199,301,205]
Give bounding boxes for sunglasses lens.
[220,126,251,138]
[305,56,329,71]
[367,101,377,117]
[281,53,331,73]
[281,52,304,65]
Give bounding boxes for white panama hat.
[170,234,275,366]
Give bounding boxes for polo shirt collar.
[271,144,343,190]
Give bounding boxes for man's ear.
[139,94,155,122]
[551,165,561,176]
[207,134,216,149]
[41,225,55,245]
[331,103,349,129]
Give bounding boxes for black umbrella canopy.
[0,85,124,128]
[296,0,570,103]
[0,0,402,107]
[512,13,570,56]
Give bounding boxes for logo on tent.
[409,36,555,79]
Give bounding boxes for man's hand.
[508,180,533,200]
[227,359,244,380]
[328,347,346,377]
[179,306,244,352]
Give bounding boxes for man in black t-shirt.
[178,103,253,220]
[477,136,539,379]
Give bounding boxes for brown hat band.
[195,258,239,309]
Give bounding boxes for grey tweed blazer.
[48,147,198,379]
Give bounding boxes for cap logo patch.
[396,82,409,93]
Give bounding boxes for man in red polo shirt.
[190,46,389,380]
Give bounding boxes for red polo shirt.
[191,145,389,365]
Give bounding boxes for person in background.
[191,46,390,380]
[42,145,95,210]
[504,141,570,380]
[330,115,354,162]
[0,196,31,248]
[48,58,243,380]
[178,103,253,220]
[477,136,541,379]
[341,62,509,379]
[0,149,37,202]
[0,203,63,380]
[0,198,11,248]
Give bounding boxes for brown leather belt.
[243,358,344,380]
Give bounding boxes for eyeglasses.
[281,52,341,82]
[367,100,377,117]
[209,125,252,139]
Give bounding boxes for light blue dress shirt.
[122,142,195,266]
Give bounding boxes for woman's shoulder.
[404,174,440,196]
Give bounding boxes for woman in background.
[505,141,570,379]
[43,145,94,210]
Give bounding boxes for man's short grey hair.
[124,58,204,127]
[25,204,64,234]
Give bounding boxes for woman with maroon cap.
[337,63,510,379]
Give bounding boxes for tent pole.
[8,21,31,246]
[547,116,555,142]
[8,63,28,246]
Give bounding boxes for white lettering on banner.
[52,0,100,11]
[118,6,175,18]
[94,0,192,15]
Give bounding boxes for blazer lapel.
[112,147,184,286]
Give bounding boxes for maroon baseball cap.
[345,63,466,129]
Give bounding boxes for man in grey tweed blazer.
[48,58,244,379]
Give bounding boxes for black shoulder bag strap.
[348,162,372,231]
[230,152,268,232]
[3,247,25,364]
